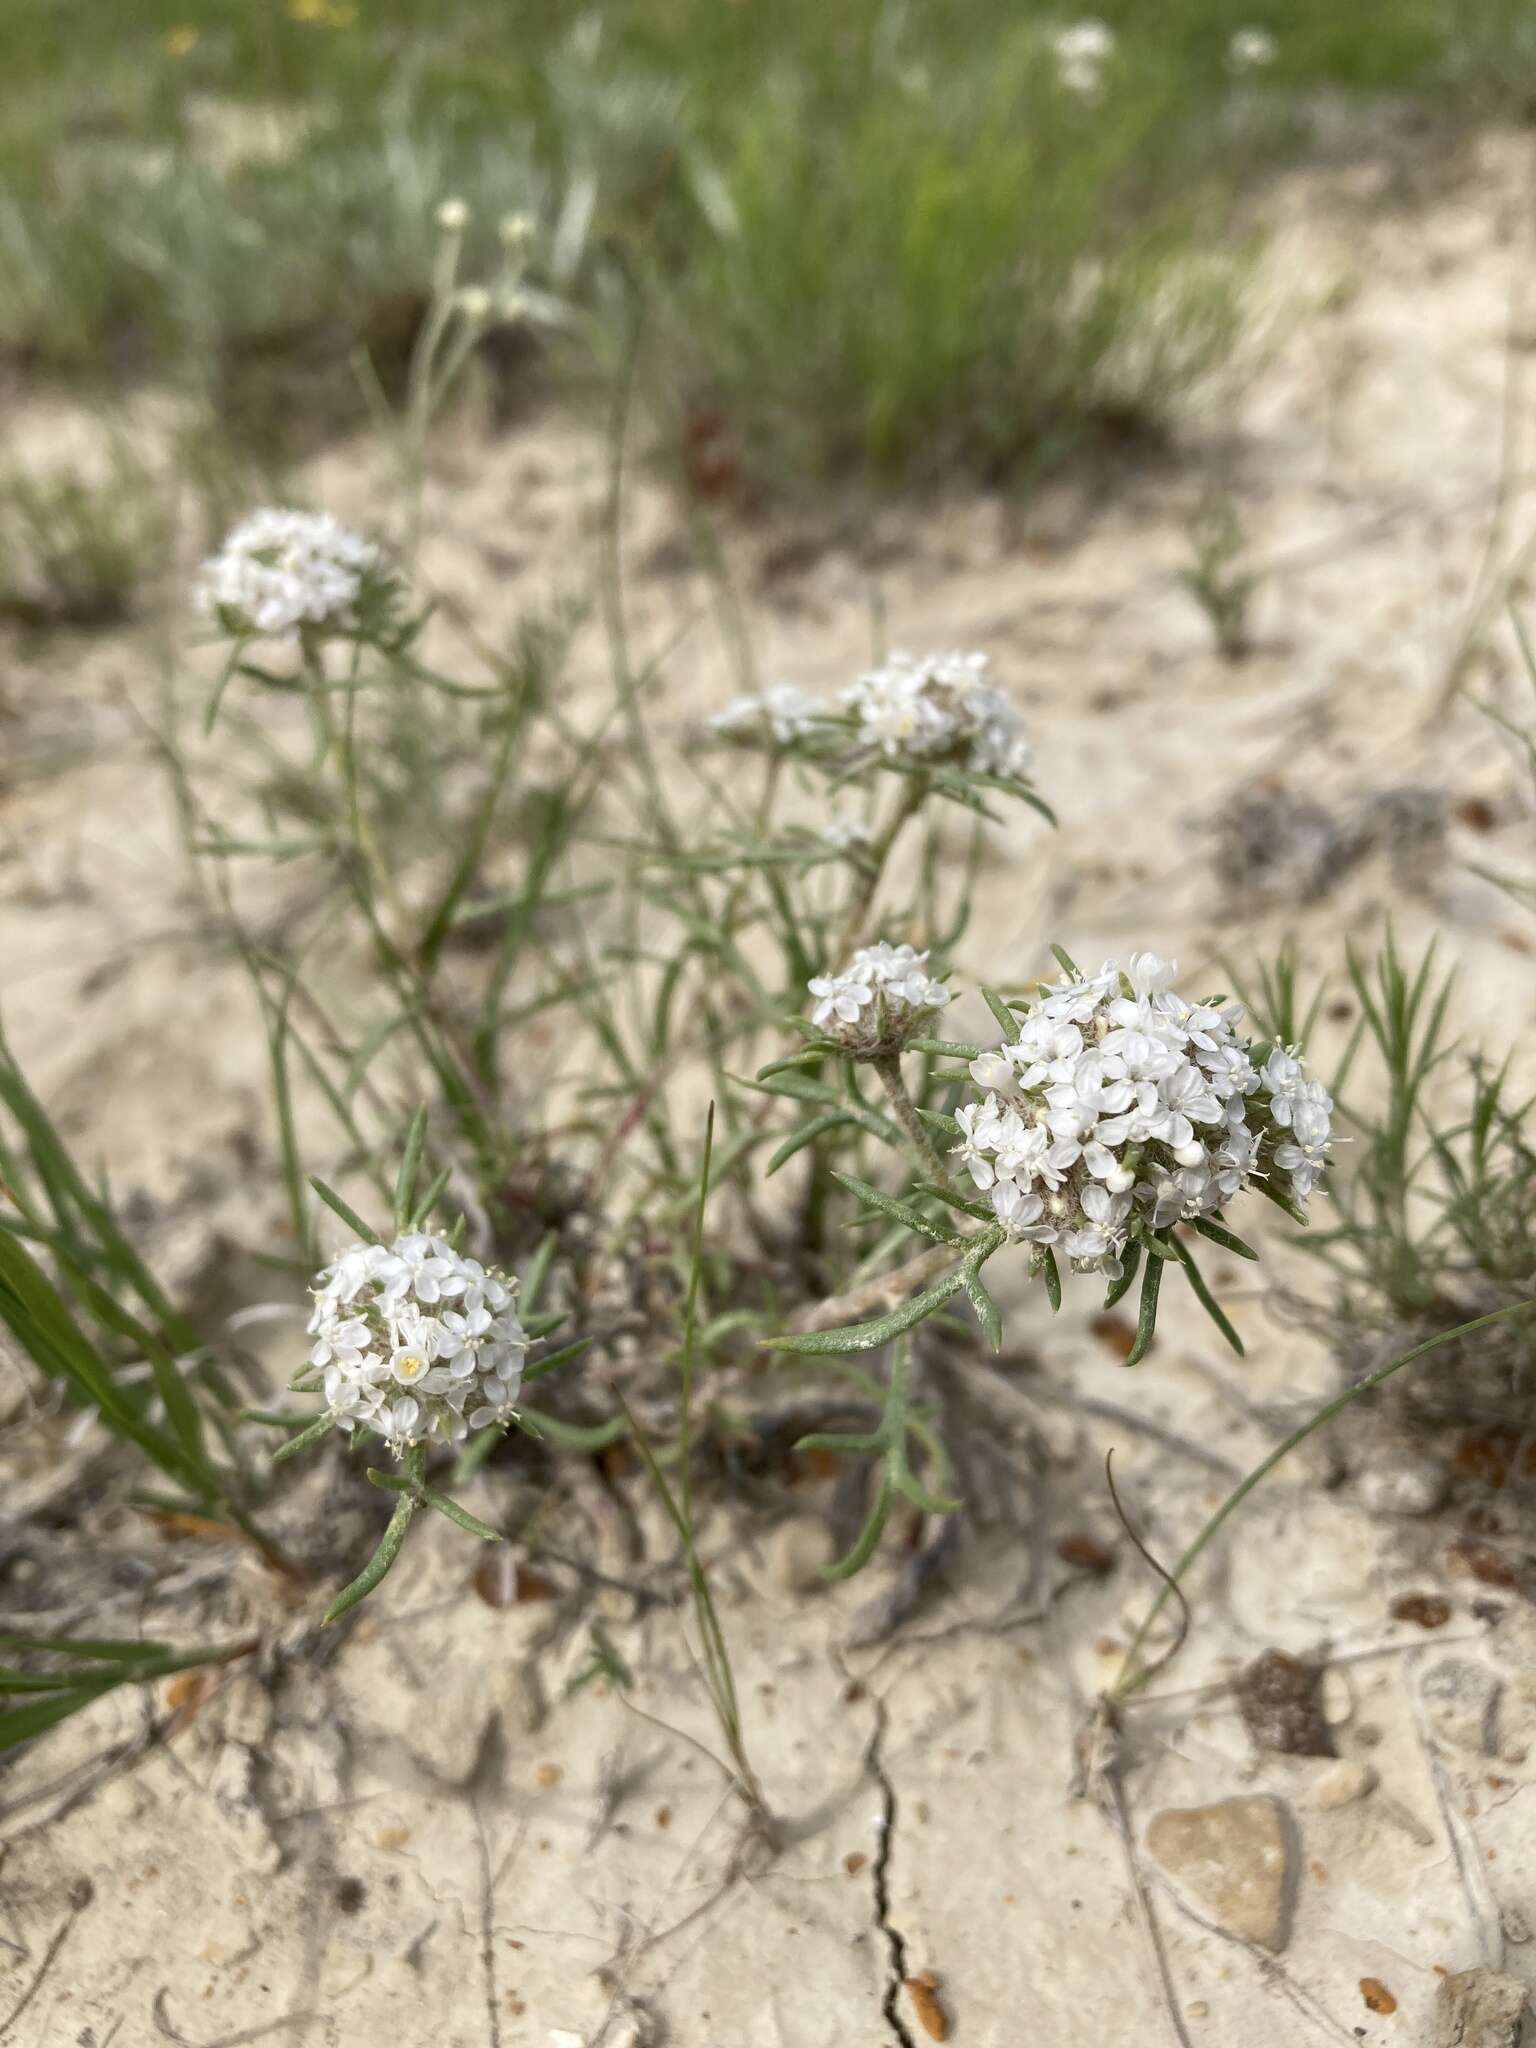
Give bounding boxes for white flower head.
[1053,19,1115,95]
[822,810,872,853]
[809,940,950,1057]
[1229,27,1277,72]
[841,650,1032,781]
[306,1232,526,1454]
[954,949,1329,1284]
[710,683,824,748]
[197,508,382,643]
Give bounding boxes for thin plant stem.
[1112,1297,1536,1702]
[834,773,928,958]
[871,1054,950,1185]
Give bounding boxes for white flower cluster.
[822,810,872,852]
[809,941,951,1056]
[841,651,1032,779]
[306,1232,526,1453]
[1229,27,1276,72]
[710,684,823,746]
[953,952,1332,1274]
[198,509,380,642]
[1053,19,1115,96]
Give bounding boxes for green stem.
[1112,1297,1536,1701]
[323,1443,424,1624]
[871,1054,950,1186]
[835,774,928,957]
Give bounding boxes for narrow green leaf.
[768,1263,969,1355]
[0,1682,119,1753]
[420,1487,503,1542]
[523,1335,595,1383]
[1175,1237,1244,1356]
[1103,1240,1142,1310]
[1188,1216,1260,1261]
[961,1262,1002,1349]
[767,1112,853,1176]
[323,1486,418,1625]
[270,1411,335,1464]
[407,1164,452,1233]
[1124,1251,1163,1367]
[308,1178,382,1245]
[1039,1246,1062,1312]
[979,986,1021,1042]
[830,1172,963,1246]
[392,1107,430,1233]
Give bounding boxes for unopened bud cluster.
[954,952,1332,1274]
[306,1232,526,1454]
[808,942,950,1057]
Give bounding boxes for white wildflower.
[1053,19,1115,95]
[710,683,824,747]
[841,650,1031,780]
[809,941,950,1056]
[1229,27,1276,72]
[306,1232,526,1454]
[954,951,1330,1280]
[437,197,470,232]
[197,509,380,643]
[822,811,872,852]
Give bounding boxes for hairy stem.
[872,1054,950,1186]
[835,774,928,958]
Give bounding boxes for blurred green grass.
[3,0,1534,490]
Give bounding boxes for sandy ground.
[4,131,1536,2047]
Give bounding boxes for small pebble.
[1358,1459,1448,1516]
[767,1516,833,1593]
[1421,1658,1502,1756]
[1145,1796,1293,1953]
[1310,1760,1378,1810]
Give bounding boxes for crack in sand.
[866,1692,918,2048]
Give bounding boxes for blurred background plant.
[3,0,1534,494]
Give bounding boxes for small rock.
[1421,1658,1502,1756]
[1485,1605,1536,1700]
[905,1972,949,2042]
[1433,1966,1530,2047]
[1391,1591,1452,1630]
[1357,1458,1448,1516]
[1233,1649,1335,1757]
[1145,1796,1294,1952]
[767,1516,833,1593]
[1309,1759,1377,1810]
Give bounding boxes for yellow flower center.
[396,1353,426,1381]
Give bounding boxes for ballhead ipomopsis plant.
[273,1111,587,1623]
[772,944,1333,1369]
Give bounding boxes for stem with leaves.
[1111,1297,1536,1702]
[870,1052,951,1185]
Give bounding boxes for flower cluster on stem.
[954,952,1332,1276]
[306,1232,526,1454]
[197,509,382,642]
[808,942,951,1059]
